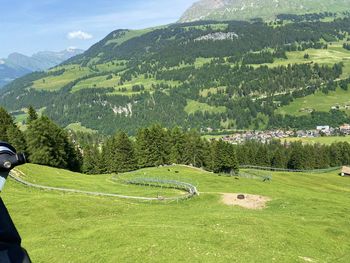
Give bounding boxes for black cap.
[0,142,16,154]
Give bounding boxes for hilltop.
[179,0,350,22]
[1,14,350,134]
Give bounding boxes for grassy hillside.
[65,122,97,133]
[179,0,350,22]
[276,87,350,116]
[2,17,350,134]
[185,100,226,114]
[270,41,350,118]
[258,41,350,77]
[2,164,350,262]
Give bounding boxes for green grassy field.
[258,42,350,78]
[32,65,93,91]
[71,74,121,92]
[2,164,350,262]
[65,122,97,134]
[105,29,156,46]
[284,136,350,145]
[276,87,350,116]
[185,100,227,114]
[273,42,350,117]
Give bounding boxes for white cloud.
[67,30,93,40]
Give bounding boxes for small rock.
[237,194,245,200]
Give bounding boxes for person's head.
[0,142,26,191]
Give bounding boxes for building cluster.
[211,124,350,144]
[221,130,294,144]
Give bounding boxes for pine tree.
[135,125,170,168]
[0,107,14,142]
[27,106,38,124]
[287,142,309,170]
[82,144,102,174]
[147,124,170,166]
[26,116,81,170]
[6,125,27,153]
[183,130,206,167]
[169,127,185,164]
[135,128,151,168]
[64,133,82,172]
[211,140,239,174]
[105,131,136,173]
[271,147,287,168]
[0,107,27,152]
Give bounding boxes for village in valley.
[207,123,350,144]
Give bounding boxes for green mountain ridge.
[1,14,350,134]
[179,0,350,22]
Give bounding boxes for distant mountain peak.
[7,52,28,59]
[66,46,79,52]
[0,48,84,88]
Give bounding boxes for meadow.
[185,100,227,114]
[276,87,350,116]
[271,43,350,117]
[284,136,350,145]
[260,42,350,77]
[1,164,350,262]
[65,122,98,134]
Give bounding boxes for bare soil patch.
[222,193,271,209]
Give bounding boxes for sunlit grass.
[2,164,350,262]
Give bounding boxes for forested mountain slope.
[1,14,350,134]
[179,0,350,22]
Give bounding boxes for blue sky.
[0,0,197,58]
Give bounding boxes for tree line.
[82,125,239,175]
[0,107,82,171]
[0,107,239,175]
[2,106,350,174]
[235,140,350,170]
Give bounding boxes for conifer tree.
[27,106,38,124]
[135,125,170,167]
[211,140,239,174]
[6,125,27,153]
[183,130,206,167]
[0,107,27,152]
[271,147,287,168]
[169,127,185,164]
[147,124,170,166]
[82,144,102,174]
[104,131,136,173]
[0,107,14,142]
[135,128,151,168]
[287,142,309,169]
[26,116,81,170]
